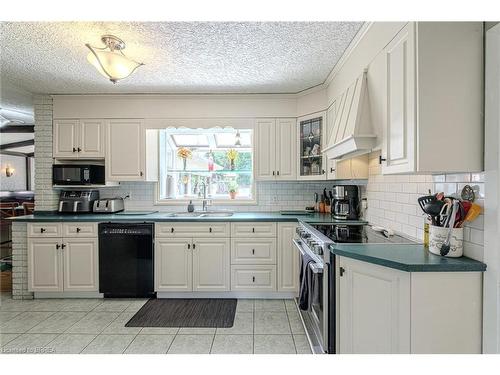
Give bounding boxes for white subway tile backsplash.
[365,151,484,262]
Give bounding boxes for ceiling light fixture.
[85,35,144,83]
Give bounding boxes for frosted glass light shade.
[87,49,142,83]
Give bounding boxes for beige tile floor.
[0,293,311,354]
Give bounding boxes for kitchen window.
[157,127,255,203]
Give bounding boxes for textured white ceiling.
[0,22,363,95]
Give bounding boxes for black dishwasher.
[99,223,155,298]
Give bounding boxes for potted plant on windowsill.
[228,181,238,199]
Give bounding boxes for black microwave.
[52,164,105,185]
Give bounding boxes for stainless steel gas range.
[293,220,416,354]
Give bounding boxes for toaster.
[93,198,125,214]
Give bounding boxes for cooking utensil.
[423,200,444,219]
[418,195,436,213]
[440,201,459,256]
[463,203,481,223]
[461,185,476,202]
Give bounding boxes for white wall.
[484,22,500,354]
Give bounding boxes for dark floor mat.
[125,298,237,328]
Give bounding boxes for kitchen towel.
[298,251,315,311]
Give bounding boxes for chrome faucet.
[200,182,211,212]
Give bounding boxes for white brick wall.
[365,151,485,261]
[11,222,31,300]
[33,95,58,211]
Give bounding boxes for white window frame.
[150,119,258,206]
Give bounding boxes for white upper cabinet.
[276,118,297,180]
[377,22,483,174]
[255,119,277,180]
[382,23,416,174]
[79,120,105,158]
[53,120,79,158]
[256,118,297,181]
[297,112,327,180]
[106,119,145,181]
[53,119,105,159]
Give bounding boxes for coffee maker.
[331,185,359,220]
[58,190,99,214]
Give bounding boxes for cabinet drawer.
[231,222,277,238]
[156,223,230,238]
[231,265,276,291]
[231,238,276,265]
[62,223,97,237]
[28,223,62,238]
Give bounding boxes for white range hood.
[324,71,377,160]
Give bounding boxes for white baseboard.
[34,292,104,299]
[156,291,297,299]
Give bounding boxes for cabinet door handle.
[272,171,275,176]
[77,147,81,152]
[140,171,144,177]
[330,168,335,173]
[252,228,255,233]
[72,147,76,153]
[322,169,325,174]
[40,228,46,233]
[171,228,174,233]
[379,155,387,165]
[209,227,212,233]
[252,249,255,255]
[192,243,196,249]
[187,244,191,250]
[61,244,66,249]
[56,244,60,249]
[252,276,255,283]
[76,227,81,233]
[276,170,280,176]
[339,267,345,277]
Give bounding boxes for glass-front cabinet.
[297,112,327,180]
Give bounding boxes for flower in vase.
[177,147,192,159]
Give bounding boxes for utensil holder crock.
[429,225,464,257]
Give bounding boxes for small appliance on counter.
[58,190,99,214]
[93,197,125,214]
[331,185,360,220]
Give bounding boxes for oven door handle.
[293,239,324,274]
[309,262,323,274]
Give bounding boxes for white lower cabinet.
[192,238,230,291]
[155,239,193,292]
[277,223,299,292]
[231,265,277,291]
[28,239,63,292]
[338,256,483,354]
[62,238,98,292]
[155,237,230,292]
[28,236,98,292]
[338,257,410,354]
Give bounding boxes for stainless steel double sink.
[166,211,234,218]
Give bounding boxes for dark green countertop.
[9,211,366,224]
[330,243,486,272]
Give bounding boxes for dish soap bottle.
[187,200,195,213]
